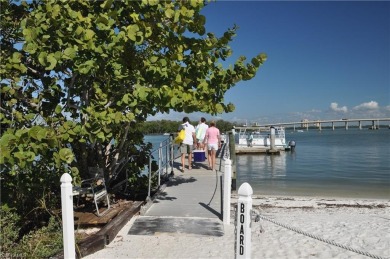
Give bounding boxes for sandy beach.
[83,195,389,259]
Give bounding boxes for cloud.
[329,102,348,113]
[353,101,379,111]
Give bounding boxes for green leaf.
[122,94,129,104]
[150,56,158,63]
[75,26,83,35]
[0,150,8,163]
[101,0,114,9]
[159,59,167,67]
[175,74,182,83]
[51,4,61,18]
[29,126,42,140]
[37,129,47,141]
[24,42,38,54]
[190,0,203,8]
[38,52,48,66]
[23,28,35,41]
[45,54,57,70]
[147,0,159,6]
[59,148,74,163]
[215,103,224,113]
[84,29,95,40]
[251,57,260,67]
[64,47,76,59]
[97,131,105,141]
[114,112,122,123]
[42,34,50,42]
[198,81,208,90]
[165,9,174,18]
[54,104,62,114]
[25,113,35,120]
[14,152,27,167]
[127,25,139,41]
[145,27,152,38]
[78,60,95,74]
[73,125,81,134]
[25,151,36,162]
[11,52,22,64]
[62,133,69,140]
[0,134,16,146]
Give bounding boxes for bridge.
[254,118,390,131]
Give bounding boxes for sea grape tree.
[0,0,266,212]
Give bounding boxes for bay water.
[145,129,390,199]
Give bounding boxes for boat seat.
[72,167,111,217]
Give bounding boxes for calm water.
[146,130,390,199]
[237,129,390,199]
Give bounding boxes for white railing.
[237,126,286,147]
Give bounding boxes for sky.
[151,1,390,125]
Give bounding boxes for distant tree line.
[140,119,238,134]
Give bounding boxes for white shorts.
[208,143,218,151]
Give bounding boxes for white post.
[223,159,232,225]
[60,173,76,259]
[236,182,253,259]
[270,126,276,150]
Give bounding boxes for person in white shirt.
[178,117,196,172]
[195,117,209,151]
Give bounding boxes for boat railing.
[237,127,286,142]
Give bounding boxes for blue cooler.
[193,150,206,162]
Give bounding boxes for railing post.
[170,134,174,175]
[60,173,75,259]
[223,159,232,225]
[158,143,162,186]
[270,126,276,151]
[165,141,169,176]
[228,131,237,190]
[235,182,253,259]
[148,156,152,200]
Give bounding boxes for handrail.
[147,134,176,200]
[146,132,233,199]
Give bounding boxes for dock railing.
[146,134,176,200]
[145,130,236,205]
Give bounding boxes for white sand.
[83,196,390,259]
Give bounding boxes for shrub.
[0,206,63,258]
[0,205,21,256]
[17,216,63,258]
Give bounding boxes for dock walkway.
[129,155,227,237]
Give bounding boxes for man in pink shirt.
[203,121,221,171]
